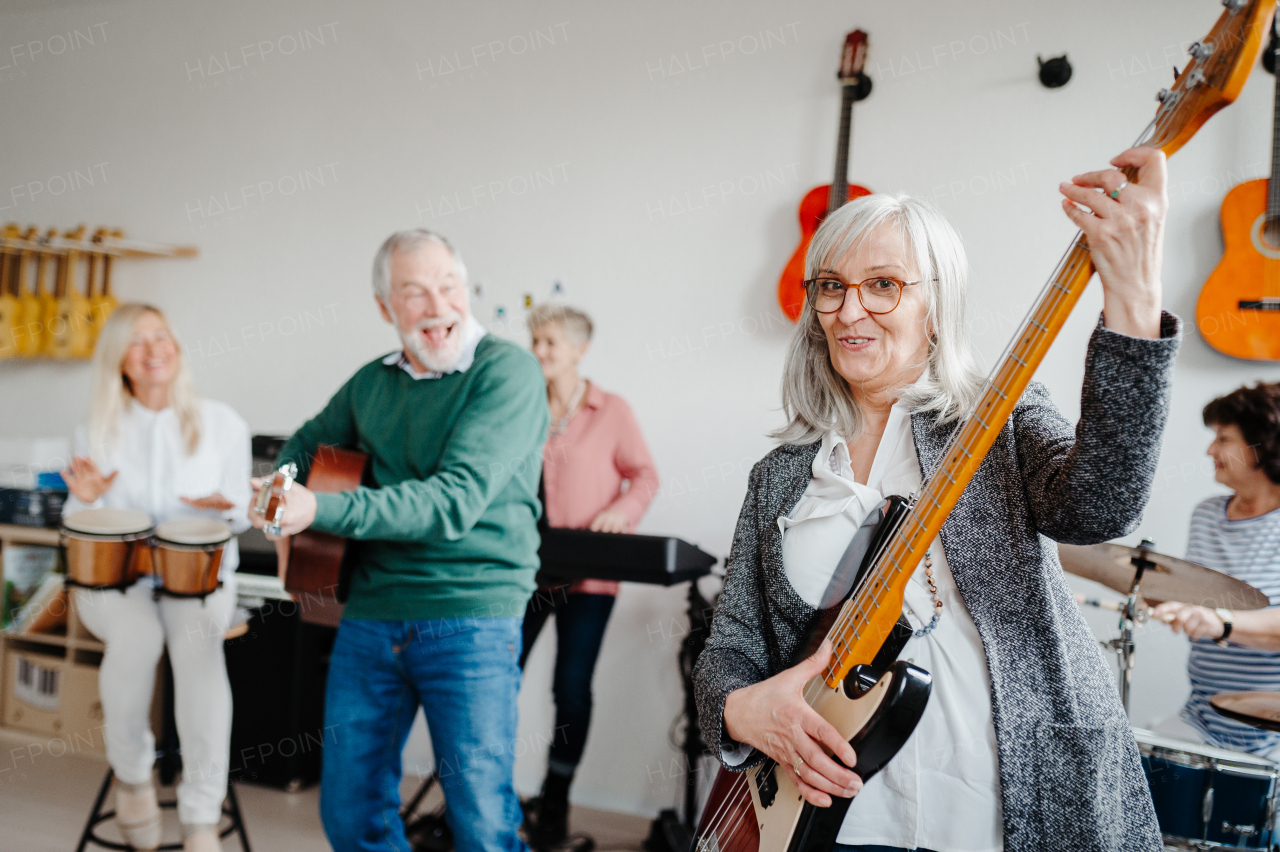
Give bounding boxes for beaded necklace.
[914,547,944,637]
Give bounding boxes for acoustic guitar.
[777,30,874,322]
[48,225,94,360]
[14,226,41,357]
[254,443,370,598]
[694,3,1273,850]
[0,224,19,358]
[1196,21,1280,359]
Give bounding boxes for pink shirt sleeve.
[604,397,659,531]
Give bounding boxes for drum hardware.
[1062,538,1270,716]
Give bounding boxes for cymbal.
[1211,691,1280,733]
[1057,543,1269,610]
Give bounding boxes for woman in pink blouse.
[523,304,659,846]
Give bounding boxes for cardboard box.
[2,645,104,753]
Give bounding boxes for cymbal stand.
[1101,539,1155,717]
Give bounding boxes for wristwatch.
[1215,608,1235,647]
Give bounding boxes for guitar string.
[699,90,1183,845]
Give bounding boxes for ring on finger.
[793,755,805,775]
[1109,180,1129,201]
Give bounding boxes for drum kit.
[60,507,232,599]
[1060,539,1280,851]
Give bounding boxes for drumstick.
[1074,594,1176,623]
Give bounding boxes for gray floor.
[0,728,650,851]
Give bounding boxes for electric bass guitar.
[777,30,873,322]
[694,3,1273,850]
[1196,19,1280,360]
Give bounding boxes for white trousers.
[74,576,236,825]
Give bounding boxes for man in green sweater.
[250,229,547,852]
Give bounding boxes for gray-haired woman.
[693,146,1178,851]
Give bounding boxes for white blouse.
[780,403,1004,852]
[65,399,253,575]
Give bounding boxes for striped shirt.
[1181,495,1280,754]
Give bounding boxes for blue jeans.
[519,589,616,775]
[320,617,527,852]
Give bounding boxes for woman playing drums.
[62,304,251,852]
[693,148,1181,851]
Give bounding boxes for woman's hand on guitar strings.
[723,639,862,807]
[1059,146,1168,339]
[247,476,318,539]
[62,455,118,504]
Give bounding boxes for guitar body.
[0,292,17,358]
[778,183,873,321]
[48,293,94,359]
[695,661,930,852]
[284,443,370,598]
[1197,178,1280,359]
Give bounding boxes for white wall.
[2,0,1279,819]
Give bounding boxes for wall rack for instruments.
[0,230,198,259]
[0,224,198,361]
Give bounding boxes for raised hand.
[62,455,118,504]
[1059,146,1168,339]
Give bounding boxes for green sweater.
[277,336,549,621]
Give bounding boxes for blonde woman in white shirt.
[62,303,251,852]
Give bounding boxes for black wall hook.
[1038,54,1072,88]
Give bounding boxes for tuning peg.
[1156,88,1172,103]
[1221,0,1246,10]
[1189,41,1215,60]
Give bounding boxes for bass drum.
[1134,727,1279,850]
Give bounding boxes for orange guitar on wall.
[1196,22,1280,360]
[777,30,873,322]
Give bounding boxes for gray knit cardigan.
[693,314,1181,852]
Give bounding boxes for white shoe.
[115,781,161,851]
[181,824,221,852]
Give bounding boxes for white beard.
[397,310,466,373]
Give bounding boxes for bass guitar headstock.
[1145,0,1275,156]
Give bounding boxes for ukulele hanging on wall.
[777,30,873,322]
[1196,17,1280,360]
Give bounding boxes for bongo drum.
[151,518,232,599]
[61,508,154,590]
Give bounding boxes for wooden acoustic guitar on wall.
[776,30,873,322]
[255,443,370,598]
[1197,20,1280,360]
[694,3,1273,851]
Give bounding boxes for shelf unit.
[0,523,106,754]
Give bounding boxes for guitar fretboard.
[828,85,858,214]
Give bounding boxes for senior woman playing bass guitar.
[693,147,1178,852]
